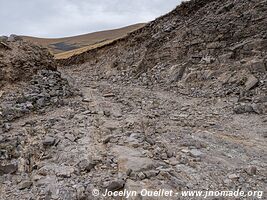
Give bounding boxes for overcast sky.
[0,0,183,38]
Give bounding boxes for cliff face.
[60,0,266,98]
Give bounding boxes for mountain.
[22,23,145,58]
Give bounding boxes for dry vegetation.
[22,23,145,59]
[54,39,117,59]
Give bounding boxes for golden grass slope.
[54,40,116,59]
[22,23,145,59]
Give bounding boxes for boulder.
[233,104,254,114]
[169,64,187,83]
[245,75,258,90]
[248,59,266,73]
[106,179,125,191]
[42,136,56,146]
[189,149,204,158]
[112,145,156,173]
[0,163,18,175]
[78,159,97,172]
[18,181,33,190]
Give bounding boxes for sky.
[0,0,183,38]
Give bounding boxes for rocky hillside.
[22,23,145,57]
[60,0,266,112]
[0,37,56,88]
[0,0,266,200]
[0,37,75,125]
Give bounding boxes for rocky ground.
[0,62,266,199]
[0,0,267,199]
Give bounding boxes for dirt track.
[1,61,266,199]
[1,0,266,199]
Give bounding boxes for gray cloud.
[0,0,182,38]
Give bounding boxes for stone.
[0,41,11,50]
[137,172,146,180]
[166,149,174,158]
[103,110,111,117]
[201,56,215,64]
[65,133,75,142]
[36,98,46,107]
[126,133,140,147]
[55,166,75,178]
[169,64,187,82]
[169,157,179,166]
[144,170,159,178]
[0,163,18,175]
[180,107,189,111]
[103,135,113,144]
[112,107,122,118]
[76,185,86,200]
[228,174,239,180]
[25,101,34,109]
[126,169,133,176]
[252,103,265,114]
[181,149,190,153]
[78,159,96,172]
[189,149,204,157]
[3,123,11,132]
[0,135,3,142]
[207,41,222,49]
[0,90,4,98]
[245,166,257,176]
[145,137,155,145]
[103,93,115,98]
[112,146,155,173]
[248,59,266,73]
[233,104,254,114]
[245,75,258,90]
[223,179,232,184]
[103,120,120,131]
[18,181,33,190]
[42,136,56,146]
[218,72,232,84]
[32,174,43,182]
[82,98,91,103]
[106,180,125,191]
[161,152,168,160]
[184,71,200,82]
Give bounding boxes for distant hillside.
[22,23,145,58]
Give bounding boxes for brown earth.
[22,23,145,57]
[0,40,56,88]
[0,0,266,200]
